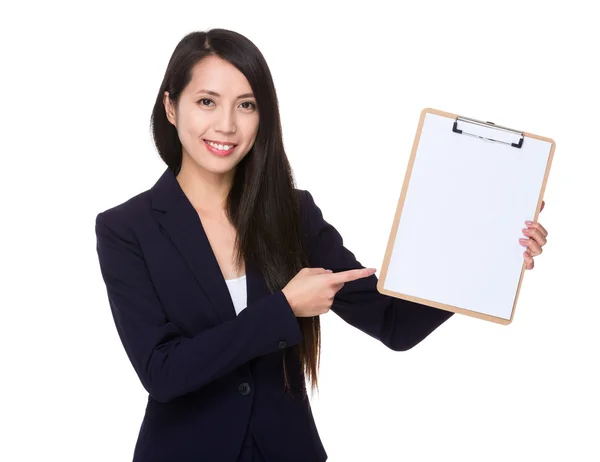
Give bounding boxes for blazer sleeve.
[300,190,453,351]
[95,212,303,404]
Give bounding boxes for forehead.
[186,55,252,95]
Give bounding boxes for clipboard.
[376,108,555,325]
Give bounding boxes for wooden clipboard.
[376,108,555,324]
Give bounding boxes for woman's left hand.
[520,200,548,270]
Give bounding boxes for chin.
[193,156,241,175]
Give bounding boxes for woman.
[95,28,548,462]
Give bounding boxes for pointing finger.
[330,268,376,283]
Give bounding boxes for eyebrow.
[196,89,255,99]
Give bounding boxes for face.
[164,55,259,179]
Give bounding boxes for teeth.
[207,140,234,150]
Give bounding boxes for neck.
[176,154,234,216]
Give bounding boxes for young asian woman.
[94,28,549,462]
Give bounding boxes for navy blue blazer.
[95,167,453,462]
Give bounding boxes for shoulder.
[294,188,327,238]
[95,188,152,238]
[295,188,318,209]
[295,187,317,217]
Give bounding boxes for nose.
[215,107,237,134]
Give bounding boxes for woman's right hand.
[281,267,377,317]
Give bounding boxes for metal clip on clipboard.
[452,116,525,149]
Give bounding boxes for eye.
[198,98,214,107]
[240,101,256,110]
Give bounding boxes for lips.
[204,139,237,146]
[203,139,236,156]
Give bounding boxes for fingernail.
[525,221,533,225]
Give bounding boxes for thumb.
[305,267,332,275]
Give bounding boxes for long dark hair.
[150,29,320,395]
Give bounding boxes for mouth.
[203,139,237,156]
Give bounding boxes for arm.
[95,213,303,403]
[300,190,453,351]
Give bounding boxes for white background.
[1,1,598,461]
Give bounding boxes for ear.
[163,91,177,126]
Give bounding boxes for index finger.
[526,220,548,238]
[330,268,377,283]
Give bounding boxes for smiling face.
[164,55,259,179]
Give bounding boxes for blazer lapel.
[149,167,271,324]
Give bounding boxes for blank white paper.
[383,112,551,319]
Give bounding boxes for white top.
[224,274,247,315]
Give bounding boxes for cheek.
[243,118,259,144]
[179,112,205,139]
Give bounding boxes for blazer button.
[278,340,287,349]
[238,382,251,396]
